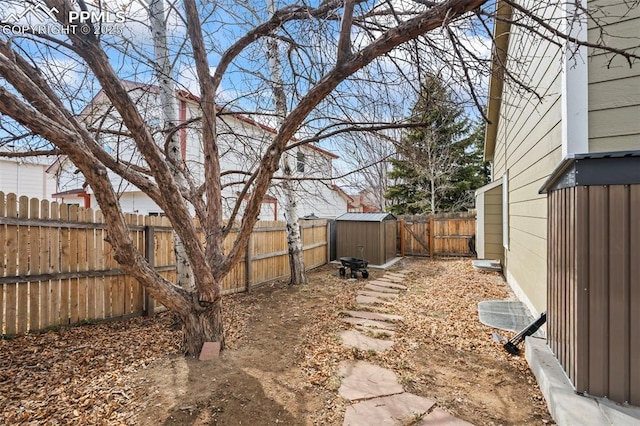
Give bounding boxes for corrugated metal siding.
[336,217,397,265]
[548,184,640,405]
[384,220,397,262]
[336,221,383,265]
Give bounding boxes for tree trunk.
[283,176,307,285]
[179,298,225,357]
[430,177,436,214]
[267,0,307,285]
[150,0,196,293]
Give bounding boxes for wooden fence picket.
[39,200,50,329]
[0,192,4,335]
[49,202,61,328]
[0,192,329,335]
[5,193,18,335]
[16,197,29,333]
[397,212,476,257]
[29,198,40,331]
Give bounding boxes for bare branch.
[337,0,356,63]
[0,149,61,158]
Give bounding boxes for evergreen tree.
[438,121,490,211]
[386,75,467,214]
[386,76,489,214]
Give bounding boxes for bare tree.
[266,0,306,285]
[150,0,195,292]
[0,0,638,356]
[337,130,398,211]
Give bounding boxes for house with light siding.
[50,82,347,219]
[476,0,640,415]
[0,158,57,200]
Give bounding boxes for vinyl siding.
[475,182,503,261]
[491,0,564,315]
[64,88,344,218]
[587,2,640,152]
[484,187,504,262]
[89,192,162,215]
[0,160,57,200]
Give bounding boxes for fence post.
[144,225,155,315]
[326,221,331,262]
[399,219,405,257]
[245,234,252,292]
[429,215,435,258]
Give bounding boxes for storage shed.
[336,212,397,266]
[540,151,640,406]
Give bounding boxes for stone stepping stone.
[198,341,221,361]
[355,326,396,338]
[368,281,407,291]
[340,330,394,352]
[343,392,435,425]
[343,310,403,323]
[338,361,403,401]
[356,295,393,306]
[358,290,399,300]
[380,275,404,283]
[422,408,474,425]
[341,317,397,330]
[386,272,407,279]
[365,283,401,293]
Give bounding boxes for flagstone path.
[338,270,473,425]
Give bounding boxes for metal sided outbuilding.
[540,151,640,406]
[335,212,397,266]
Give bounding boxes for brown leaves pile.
[0,314,179,425]
[0,260,550,425]
[375,258,516,369]
[295,258,552,424]
[0,296,252,425]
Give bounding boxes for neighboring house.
[476,0,639,408]
[347,190,380,213]
[0,158,57,200]
[50,81,347,219]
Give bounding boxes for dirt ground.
[0,258,553,425]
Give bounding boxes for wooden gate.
[398,212,476,257]
[399,216,431,256]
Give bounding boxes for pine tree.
[438,122,490,211]
[386,74,474,214]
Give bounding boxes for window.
[296,151,305,173]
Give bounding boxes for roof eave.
[484,0,513,162]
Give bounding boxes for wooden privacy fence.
[397,212,476,257]
[0,192,328,336]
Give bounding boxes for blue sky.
[1,0,495,164]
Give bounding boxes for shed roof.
[336,212,396,222]
[539,150,640,193]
